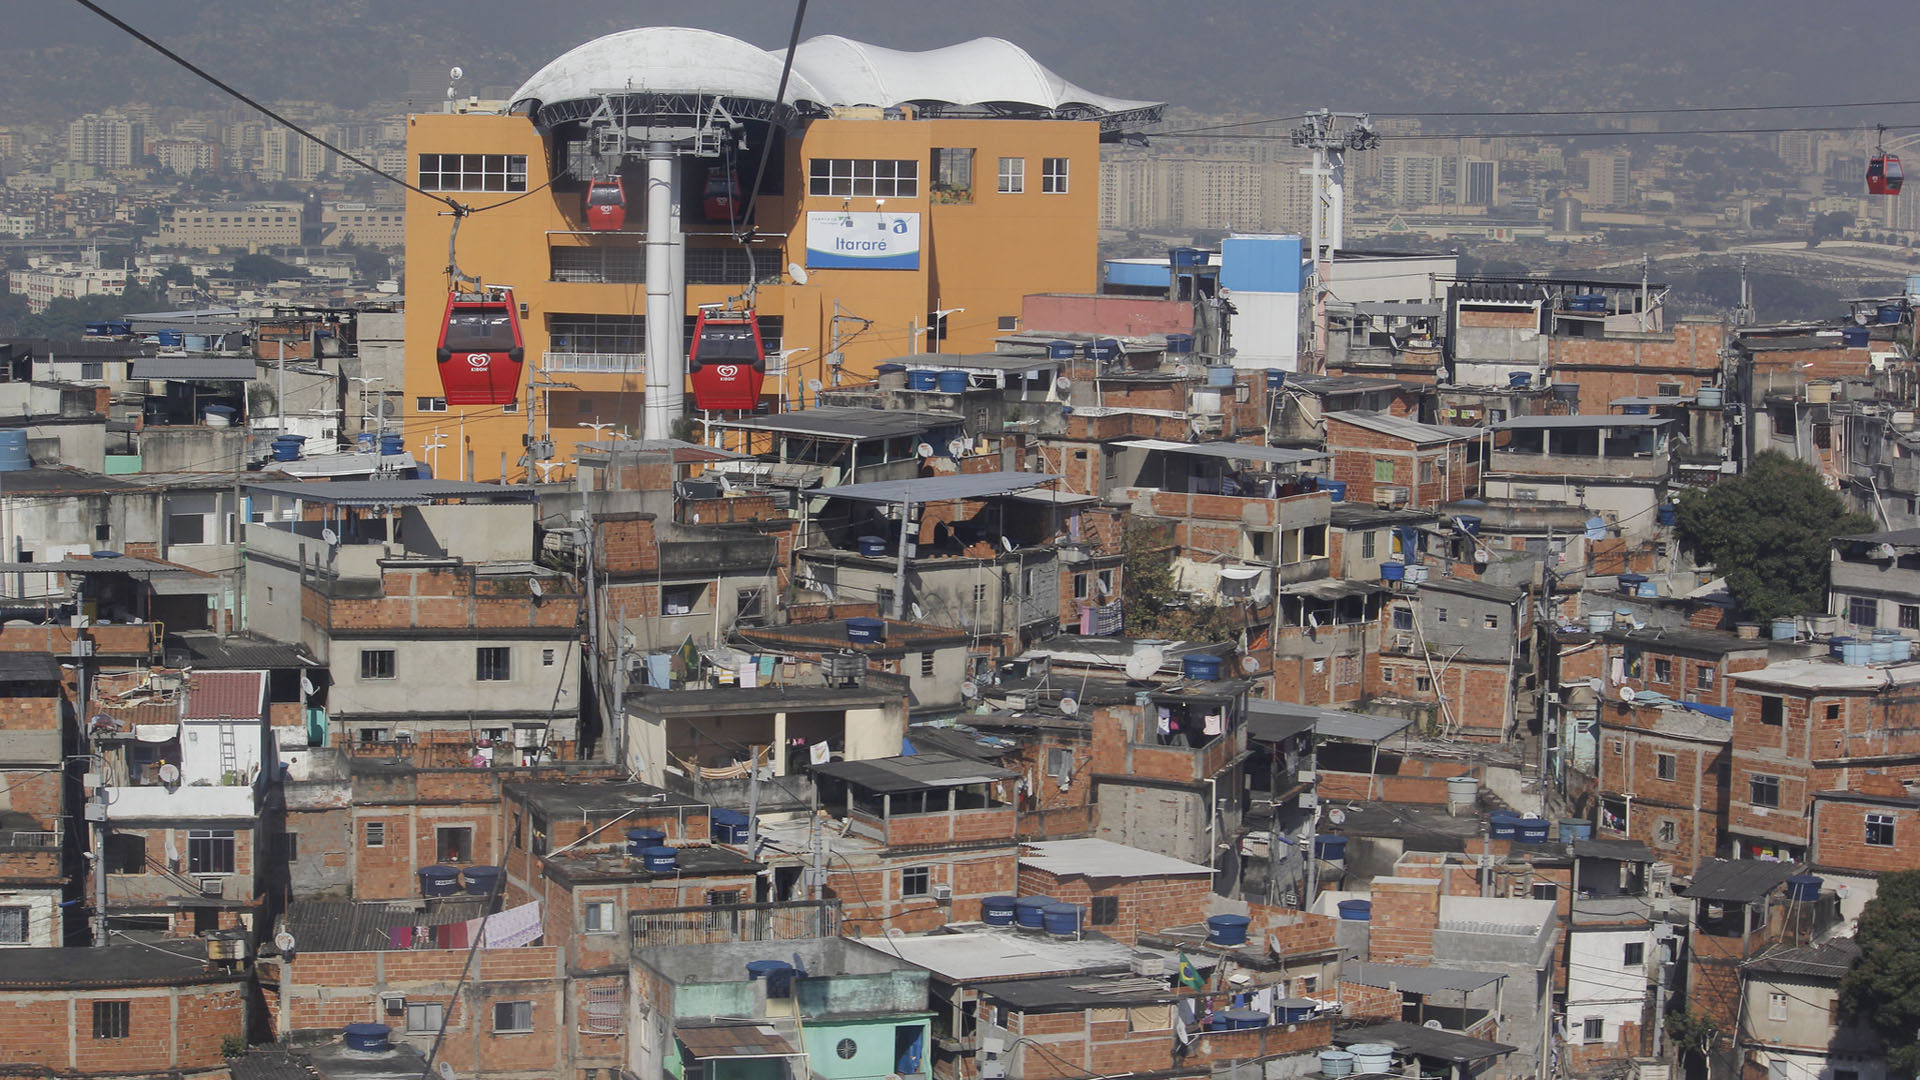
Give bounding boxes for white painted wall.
[1228,291,1301,370]
[0,891,61,947]
[179,719,263,784]
[1566,926,1653,1045]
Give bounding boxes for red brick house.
[1324,410,1481,509]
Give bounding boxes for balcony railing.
[545,350,646,373]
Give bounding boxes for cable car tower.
[1292,110,1379,365]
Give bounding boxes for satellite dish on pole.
[948,437,970,458]
[529,579,544,598]
[1618,685,1637,703]
[1059,696,1080,717]
[439,1062,458,1080]
[917,443,935,459]
[960,680,979,700]
[1055,376,1073,393]
[274,931,297,954]
[321,528,339,547]
[1125,646,1166,682]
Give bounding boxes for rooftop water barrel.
[907,370,940,391]
[1404,564,1430,584]
[343,1023,391,1053]
[1636,581,1658,598]
[1182,654,1223,681]
[1447,775,1480,814]
[856,535,888,558]
[1313,835,1349,862]
[356,431,376,452]
[1618,573,1647,593]
[746,959,796,997]
[1771,618,1798,641]
[1890,637,1914,662]
[936,370,970,393]
[1873,637,1898,663]
[1586,612,1613,633]
[1507,371,1532,389]
[1336,899,1372,921]
[1656,503,1678,526]
[1842,325,1871,347]
[710,808,749,843]
[156,329,183,347]
[1223,1009,1267,1030]
[1206,914,1252,946]
[1694,386,1723,407]
[847,617,886,645]
[1517,816,1550,843]
[1349,1043,1395,1074]
[462,865,502,895]
[1048,340,1078,359]
[1829,636,1854,658]
[380,434,405,456]
[1265,369,1287,390]
[1323,480,1348,502]
[981,895,1017,926]
[642,846,678,872]
[876,363,908,389]
[0,431,30,472]
[1170,247,1207,267]
[1014,895,1053,929]
[1559,818,1594,842]
[1844,641,1874,666]
[418,865,460,896]
[1166,333,1195,354]
[1786,874,1822,902]
[1455,515,1482,537]
[1320,1050,1356,1077]
[1277,998,1317,1023]
[1880,305,1903,325]
[271,435,307,462]
[1489,811,1520,839]
[1381,563,1406,583]
[626,827,666,855]
[1206,365,1235,388]
[1090,338,1121,364]
[202,404,235,427]
[1042,902,1081,936]
[184,333,209,351]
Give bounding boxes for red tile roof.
[182,671,266,720]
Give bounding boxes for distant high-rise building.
[1582,150,1631,207]
[1776,131,1818,173]
[67,110,145,168]
[1460,158,1499,207]
[1377,153,1442,207]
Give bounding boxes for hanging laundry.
[1251,986,1275,1015]
[809,741,831,766]
[1158,708,1173,735]
[1202,712,1224,736]
[387,925,413,949]
[435,920,469,949]
[479,901,544,948]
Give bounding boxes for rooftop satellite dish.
[910,602,924,620]
[1125,646,1166,681]
[960,680,979,699]
[1000,535,1016,552]
[300,674,316,697]
[1618,685,1636,702]
[787,263,809,286]
[529,579,544,598]
[1055,376,1073,392]
[1240,655,1260,674]
[321,528,339,547]
[274,931,297,954]
[917,442,935,458]
[449,66,463,81]
[1059,696,1080,717]
[158,763,180,786]
[806,379,824,393]
[1854,310,1871,326]
[947,437,970,458]
[1173,363,1192,378]
[1423,1020,1444,1030]
[1876,543,1898,560]
[1328,808,1347,825]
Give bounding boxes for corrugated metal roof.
[129,357,258,381]
[819,470,1061,506]
[0,653,62,683]
[1327,410,1480,445]
[1744,940,1860,980]
[1019,838,1215,879]
[1685,859,1802,903]
[183,671,266,720]
[1114,439,1328,465]
[1335,1020,1517,1063]
[812,751,1017,793]
[283,899,490,953]
[1343,961,1504,995]
[718,407,959,440]
[246,479,537,506]
[1492,414,1674,431]
[675,1023,802,1060]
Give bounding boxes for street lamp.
[915,307,966,355]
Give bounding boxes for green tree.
[1663,1006,1719,1073]
[1674,452,1871,621]
[1120,519,1239,641]
[1841,869,1920,1075]
[230,253,304,282]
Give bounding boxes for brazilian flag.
[1176,952,1205,990]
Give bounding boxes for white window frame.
[493,1000,534,1034]
[583,900,617,934]
[418,153,528,193]
[808,158,919,198]
[1041,157,1070,194]
[406,1001,445,1035]
[997,156,1025,193]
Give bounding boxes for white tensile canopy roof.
[510,26,1161,121]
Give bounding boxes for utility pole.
[1292,110,1379,365]
[276,339,286,434]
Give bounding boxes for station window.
[808,158,919,198]
[417,153,528,193]
[1041,157,1070,194]
[932,148,974,203]
[997,156,1025,193]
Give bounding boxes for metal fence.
[628,899,839,949]
[549,244,783,286]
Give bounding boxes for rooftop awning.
[674,1024,804,1061]
[130,357,257,382]
[245,480,537,507]
[1343,961,1504,995]
[1492,414,1674,431]
[1115,439,1327,466]
[818,470,1061,506]
[812,751,1017,794]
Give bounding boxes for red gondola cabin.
[436,290,525,406]
[1869,154,1905,196]
[687,309,766,411]
[585,179,627,230]
[703,169,742,224]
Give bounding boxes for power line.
[1156,122,1920,144]
[737,0,809,238]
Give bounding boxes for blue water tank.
[1842,325,1871,347]
[907,370,940,391]
[875,362,907,374]
[937,370,970,393]
[1786,874,1823,902]
[1166,333,1195,354]
[1086,338,1122,364]
[856,535,888,558]
[462,865,502,895]
[343,1023,391,1053]
[1314,835,1349,861]
[847,617,886,644]
[356,432,376,452]
[1042,903,1081,936]
[1829,636,1854,658]
[1771,618,1798,641]
[1507,371,1532,389]
[0,430,31,472]
[1223,1009,1268,1030]
[1169,247,1208,268]
[1265,369,1287,390]
[1559,818,1594,843]
[1323,480,1348,502]
[1656,503,1678,527]
[1277,998,1317,1023]
[418,865,460,897]
[1455,515,1482,537]
[710,808,749,843]
[981,895,1017,926]
[1517,817,1550,843]
[1014,895,1053,929]
[1380,563,1406,583]
[156,329,183,347]
[643,846,678,872]
[1182,654,1224,681]
[1337,899,1372,921]
[271,434,307,462]
[1618,573,1648,593]
[1048,340,1077,359]
[1206,914,1251,946]
[379,434,405,456]
[1623,404,1650,415]
[1489,811,1521,839]
[746,959,796,997]
[626,827,666,855]
[1879,305,1903,325]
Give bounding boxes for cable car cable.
[735,0,809,241]
[1156,121,1920,143]
[1152,96,1920,139]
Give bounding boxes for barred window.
[418,154,527,193]
[547,314,646,354]
[809,158,919,197]
[93,1001,131,1039]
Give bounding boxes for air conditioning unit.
[1130,955,1165,977]
[382,994,407,1017]
[198,876,224,896]
[513,727,543,749]
[1393,634,1414,651]
[1376,485,1409,508]
[931,883,953,903]
[393,730,413,744]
